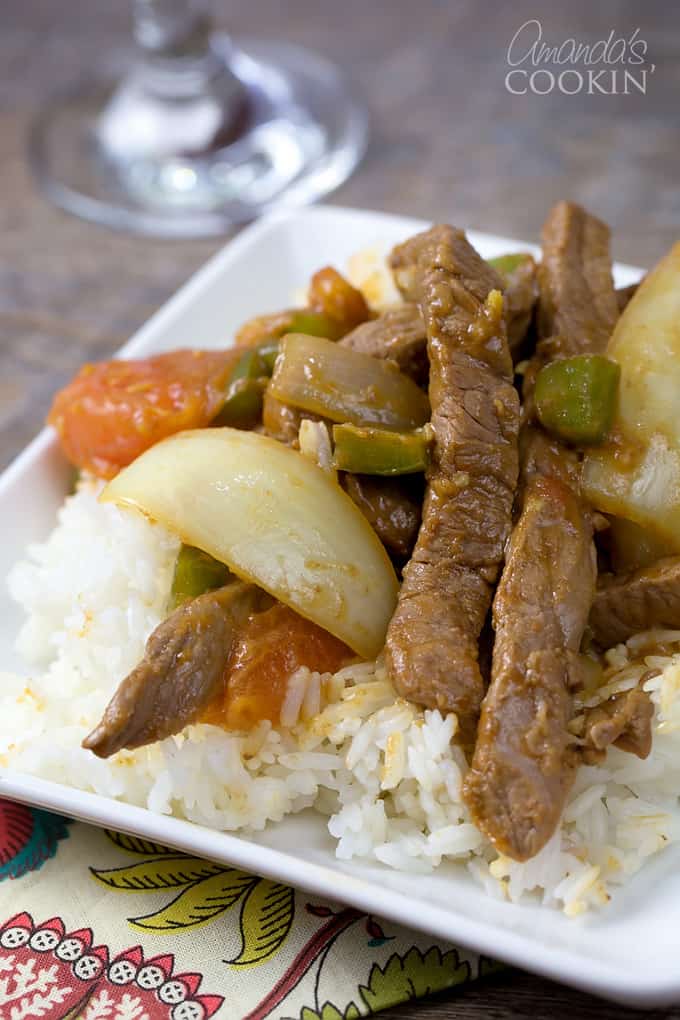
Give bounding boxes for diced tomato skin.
[202,604,353,731]
[308,266,370,333]
[47,348,243,478]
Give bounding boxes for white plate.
[2,205,670,1009]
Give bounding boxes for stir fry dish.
[10,200,680,905]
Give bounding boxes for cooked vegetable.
[288,310,347,341]
[298,420,335,475]
[170,544,232,608]
[332,423,432,475]
[48,349,242,479]
[102,428,399,658]
[236,308,345,347]
[269,334,430,429]
[608,517,674,574]
[255,341,281,374]
[229,346,271,383]
[582,244,680,549]
[488,252,534,277]
[534,354,620,446]
[211,343,279,428]
[202,603,351,731]
[308,266,370,335]
[212,378,267,428]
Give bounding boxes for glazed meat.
[391,250,537,361]
[590,556,680,647]
[83,582,258,758]
[262,391,309,446]
[537,201,619,352]
[463,434,596,859]
[503,255,539,354]
[341,473,422,559]
[581,685,653,762]
[385,226,520,736]
[463,202,618,860]
[340,303,428,383]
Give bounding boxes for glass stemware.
[30,0,368,237]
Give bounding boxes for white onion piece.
[102,428,399,658]
[583,243,680,548]
[298,419,335,477]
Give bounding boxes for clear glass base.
[30,37,368,238]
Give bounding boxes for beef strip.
[341,473,422,559]
[262,391,310,446]
[580,684,653,762]
[537,201,619,350]
[340,303,428,383]
[589,555,680,647]
[463,433,596,859]
[503,255,539,355]
[381,262,537,368]
[385,226,520,736]
[83,582,258,758]
[463,202,618,861]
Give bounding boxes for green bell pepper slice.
[170,544,232,608]
[534,354,620,446]
[332,423,432,475]
[488,252,534,278]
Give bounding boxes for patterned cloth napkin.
[0,798,495,1019]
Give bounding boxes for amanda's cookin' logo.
[505,19,656,95]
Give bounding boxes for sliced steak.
[463,202,618,861]
[390,254,537,362]
[385,226,520,735]
[537,200,619,353]
[83,582,258,757]
[340,303,428,383]
[262,391,309,447]
[590,555,680,647]
[580,685,653,762]
[502,255,539,355]
[341,473,422,559]
[463,435,596,860]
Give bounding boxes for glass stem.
[132,0,212,60]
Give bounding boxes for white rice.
[5,477,680,915]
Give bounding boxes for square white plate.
[2,205,669,1009]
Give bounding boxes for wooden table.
[2,1,679,1016]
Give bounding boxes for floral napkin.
[0,798,495,1019]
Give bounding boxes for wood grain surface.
[2,1,680,1016]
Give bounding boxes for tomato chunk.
[203,603,353,731]
[307,266,370,335]
[48,349,242,478]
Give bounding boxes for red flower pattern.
[0,912,224,1019]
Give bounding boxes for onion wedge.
[101,428,399,658]
[582,243,680,549]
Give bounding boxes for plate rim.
[3,203,667,1009]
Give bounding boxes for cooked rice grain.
[5,478,680,913]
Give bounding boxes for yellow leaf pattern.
[79,827,486,1019]
[228,880,295,967]
[131,869,257,931]
[91,855,226,891]
[104,830,175,856]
